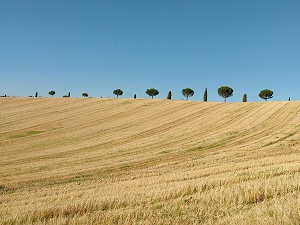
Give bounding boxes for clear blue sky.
[1,0,300,101]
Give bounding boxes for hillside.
[1,97,300,224]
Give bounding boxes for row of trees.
[46,87,274,102]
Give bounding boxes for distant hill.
[1,97,300,224]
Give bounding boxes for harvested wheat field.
[1,97,300,225]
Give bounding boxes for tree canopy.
[146,88,159,99]
[113,89,123,98]
[218,86,233,102]
[82,93,88,98]
[259,89,273,101]
[182,88,194,100]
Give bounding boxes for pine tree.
[259,89,273,101]
[203,88,207,102]
[218,86,233,102]
[49,91,55,97]
[167,91,172,100]
[146,88,159,99]
[113,89,123,98]
[182,88,194,100]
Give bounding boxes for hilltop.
[1,97,300,224]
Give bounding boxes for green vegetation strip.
[9,130,44,139]
[263,127,300,147]
[188,131,240,152]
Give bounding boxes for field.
[1,97,300,224]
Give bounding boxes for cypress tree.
[35,92,38,97]
[68,92,70,97]
[242,93,247,102]
[134,94,136,99]
[203,88,207,102]
[167,91,172,100]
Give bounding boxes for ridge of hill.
[1,98,300,224]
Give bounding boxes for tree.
[68,92,71,97]
[35,92,38,98]
[82,93,88,98]
[134,94,136,99]
[242,93,247,102]
[146,88,159,99]
[259,89,273,101]
[113,89,123,98]
[167,91,172,100]
[182,88,194,100]
[288,97,290,101]
[218,86,233,102]
[203,88,207,102]
[49,91,55,97]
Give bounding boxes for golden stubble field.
[1,97,300,225]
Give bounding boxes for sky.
[1,0,300,102]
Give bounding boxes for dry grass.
[1,97,300,224]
